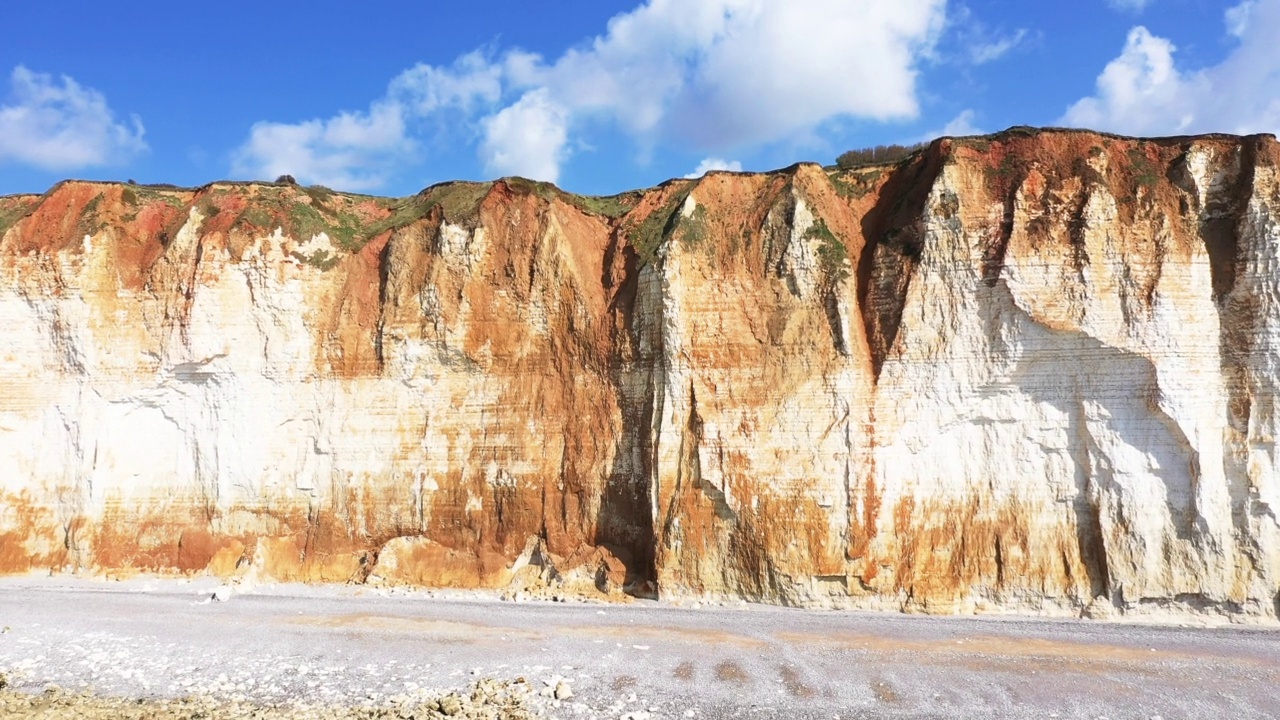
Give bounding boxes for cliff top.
[2,126,1276,274]
[4,126,1275,205]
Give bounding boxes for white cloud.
[1061,28,1200,135]
[0,66,146,171]
[945,5,1029,67]
[667,0,947,147]
[1226,0,1257,36]
[914,108,983,143]
[232,100,410,191]
[233,52,503,189]
[937,109,984,137]
[684,157,743,178]
[970,28,1027,64]
[1061,1,1280,137]
[1108,0,1152,12]
[232,0,947,190]
[474,0,945,178]
[389,51,504,116]
[480,90,569,182]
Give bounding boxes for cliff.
[2,128,1279,622]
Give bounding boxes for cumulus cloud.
[232,52,512,190]
[389,51,504,117]
[232,0,947,189]
[511,0,945,168]
[665,0,945,147]
[1061,0,1280,136]
[232,101,410,191]
[480,90,569,182]
[0,66,146,171]
[684,157,743,178]
[1061,28,1201,134]
[931,109,984,138]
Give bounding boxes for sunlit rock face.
[2,129,1279,622]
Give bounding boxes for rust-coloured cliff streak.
[3,128,1280,622]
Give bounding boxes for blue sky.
[1,0,1275,197]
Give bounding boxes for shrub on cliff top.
[357,183,492,241]
[303,185,334,206]
[505,177,558,203]
[828,168,882,200]
[286,196,358,249]
[836,143,925,169]
[504,177,636,219]
[568,193,636,219]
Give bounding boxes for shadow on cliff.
[1172,136,1260,546]
[593,221,658,594]
[856,145,946,378]
[1005,309,1204,608]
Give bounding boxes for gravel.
[0,677,543,719]
[1,576,1278,719]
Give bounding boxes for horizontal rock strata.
[2,128,1279,621]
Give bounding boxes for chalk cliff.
[2,128,1279,621]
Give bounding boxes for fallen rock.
[438,693,463,716]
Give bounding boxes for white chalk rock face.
[0,131,1278,623]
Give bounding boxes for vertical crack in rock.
[373,229,396,372]
[1199,138,1273,552]
[684,384,733,523]
[1181,142,1251,301]
[857,146,945,378]
[597,218,658,590]
[983,179,1018,290]
[1070,390,1113,604]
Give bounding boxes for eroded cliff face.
[2,129,1279,622]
